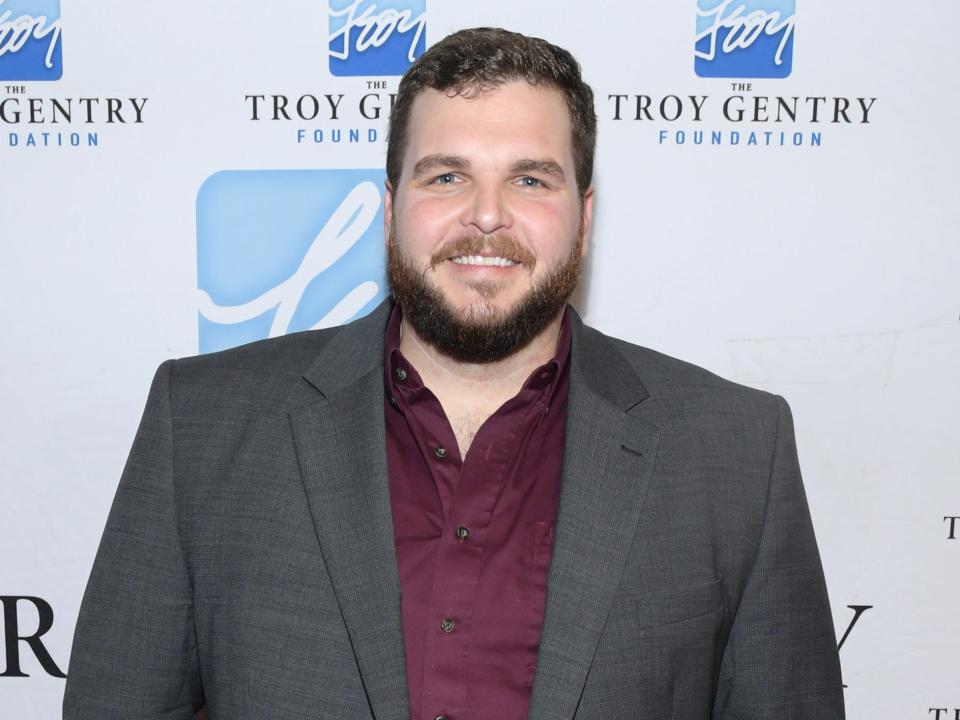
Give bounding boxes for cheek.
[398,196,461,241]
[518,202,582,248]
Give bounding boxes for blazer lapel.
[288,303,410,720]
[528,316,662,720]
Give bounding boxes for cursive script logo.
[329,0,425,77]
[330,0,425,63]
[198,182,381,338]
[0,0,60,70]
[694,0,796,79]
[196,170,389,353]
[696,0,795,66]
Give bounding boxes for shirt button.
[434,446,447,459]
[388,394,398,409]
[456,526,469,541]
[395,366,407,381]
[440,618,455,633]
[434,715,449,720]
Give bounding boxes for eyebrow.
[510,158,567,185]
[410,154,569,185]
[411,154,470,179]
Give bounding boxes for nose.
[459,181,512,235]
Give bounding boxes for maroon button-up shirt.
[384,304,571,720]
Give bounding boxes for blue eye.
[433,173,457,185]
[519,176,544,188]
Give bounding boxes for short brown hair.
[386,27,597,199]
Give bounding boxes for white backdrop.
[2,1,958,717]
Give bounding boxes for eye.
[432,173,458,185]
[517,176,546,188]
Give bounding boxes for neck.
[398,309,565,404]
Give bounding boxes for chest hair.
[448,406,496,460]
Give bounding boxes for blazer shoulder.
[597,328,783,423]
[164,325,343,416]
[588,328,788,477]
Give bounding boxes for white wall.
[2,1,957,716]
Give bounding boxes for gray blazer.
[63,301,844,719]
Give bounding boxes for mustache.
[429,235,537,269]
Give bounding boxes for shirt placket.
[387,335,564,720]
[389,373,467,719]
[419,406,540,720]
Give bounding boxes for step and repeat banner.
[2,1,958,717]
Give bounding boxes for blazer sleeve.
[63,360,204,719]
[712,396,845,719]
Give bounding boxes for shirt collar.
[383,302,572,404]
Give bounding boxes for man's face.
[384,80,593,362]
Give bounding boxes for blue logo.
[0,0,62,81]
[695,0,796,79]
[196,170,389,354]
[329,0,426,77]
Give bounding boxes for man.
[64,27,844,720]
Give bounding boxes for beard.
[387,227,582,363]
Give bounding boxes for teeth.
[451,255,518,267]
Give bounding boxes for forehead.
[402,81,575,172]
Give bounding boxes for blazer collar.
[300,299,392,399]
[300,298,651,412]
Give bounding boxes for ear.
[579,186,594,258]
[383,179,395,248]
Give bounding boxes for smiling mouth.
[450,255,519,267]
